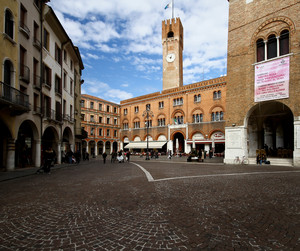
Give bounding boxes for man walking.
[102,152,107,164]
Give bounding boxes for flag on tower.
[164,2,172,9]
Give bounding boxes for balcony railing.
[19,21,30,38]
[63,114,74,123]
[20,64,30,83]
[0,81,30,110]
[43,108,62,122]
[33,74,41,89]
[33,37,41,50]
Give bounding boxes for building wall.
[120,77,226,154]
[225,0,300,165]
[81,94,121,156]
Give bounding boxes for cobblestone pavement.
[0,159,299,250]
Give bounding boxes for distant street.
[0,159,299,250]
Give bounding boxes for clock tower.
[162,18,184,90]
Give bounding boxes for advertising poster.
[255,56,289,102]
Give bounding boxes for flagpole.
[172,0,174,19]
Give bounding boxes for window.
[124,108,128,115]
[194,94,201,103]
[123,123,128,130]
[99,116,102,123]
[43,64,51,87]
[64,50,67,62]
[280,30,289,56]
[33,93,39,112]
[20,5,29,37]
[43,28,49,50]
[267,34,277,60]
[33,22,40,47]
[193,114,203,123]
[114,118,117,125]
[134,121,140,128]
[145,120,152,127]
[114,107,117,113]
[99,128,102,136]
[80,100,85,108]
[174,116,183,124]
[106,105,110,112]
[55,75,62,94]
[211,111,224,121]
[63,72,67,89]
[90,115,95,122]
[114,130,117,137]
[20,46,29,82]
[70,105,73,119]
[5,9,14,39]
[107,129,110,137]
[90,102,94,109]
[99,103,102,110]
[70,60,73,71]
[107,118,110,124]
[55,43,62,65]
[4,60,13,86]
[146,104,151,110]
[33,58,39,86]
[256,30,290,62]
[70,79,73,95]
[213,91,221,100]
[134,106,139,113]
[158,118,165,127]
[81,114,85,121]
[173,97,183,106]
[159,101,164,109]
[91,128,95,136]
[256,39,265,62]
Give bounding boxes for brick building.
[224,0,299,166]
[81,94,120,156]
[120,18,226,155]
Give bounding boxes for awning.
[124,141,167,149]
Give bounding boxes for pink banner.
[255,57,289,102]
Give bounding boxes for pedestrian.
[44,146,54,173]
[168,150,172,159]
[127,151,130,162]
[102,152,107,164]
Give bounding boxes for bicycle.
[234,156,249,165]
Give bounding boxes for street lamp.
[142,106,154,160]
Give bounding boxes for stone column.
[35,139,41,167]
[294,119,300,167]
[57,142,61,164]
[6,138,15,171]
[95,141,98,156]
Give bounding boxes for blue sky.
[49,0,229,104]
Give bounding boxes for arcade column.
[6,138,15,171]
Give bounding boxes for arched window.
[4,60,13,85]
[193,113,203,123]
[267,34,277,59]
[5,9,14,39]
[167,31,174,38]
[256,38,265,62]
[194,94,201,102]
[280,30,289,56]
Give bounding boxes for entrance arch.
[247,101,293,158]
[62,127,74,153]
[112,141,118,152]
[172,132,185,154]
[42,126,59,163]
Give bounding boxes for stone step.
[248,158,293,166]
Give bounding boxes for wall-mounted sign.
[255,56,289,102]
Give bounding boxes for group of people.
[107,150,131,164]
[256,153,268,165]
[62,150,82,164]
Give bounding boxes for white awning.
[124,141,167,149]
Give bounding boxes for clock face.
[166,53,176,62]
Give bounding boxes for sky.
[49,0,229,104]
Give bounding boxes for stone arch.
[156,134,167,141]
[250,16,295,47]
[190,130,205,140]
[209,105,225,114]
[144,135,153,141]
[133,135,141,141]
[246,101,293,158]
[171,109,185,118]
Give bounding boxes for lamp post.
[142,107,153,160]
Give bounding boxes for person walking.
[127,151,131,162]
[102,152,107,164]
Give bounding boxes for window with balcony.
[33,58,39,87]
[20,4,29,38]
[33,22,40,49]
[173,116,183,124]
[20,45,29,83]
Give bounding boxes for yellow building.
[120,18,226,156]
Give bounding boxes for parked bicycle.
[234,156,249,165]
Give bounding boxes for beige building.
[225,0,299,166]
[0,0,84,170]
[81,94,121,156]
[120,18,226,155]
